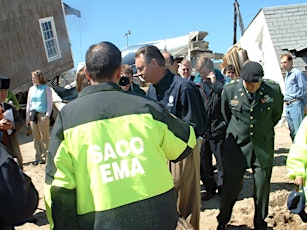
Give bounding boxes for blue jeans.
[286,100,305,140]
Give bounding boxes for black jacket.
[129,82,146,96]
[0,144,38,229]
[204,81,226,140]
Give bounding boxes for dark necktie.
[248,93,254,104]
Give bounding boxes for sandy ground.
[14,124,307,230]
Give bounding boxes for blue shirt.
[26,84,53,121]
[284,67,307,105]
[30,84,48,112]
[224,76,232,84]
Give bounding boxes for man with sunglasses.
[224,64,237,84]
[181,59,195,81]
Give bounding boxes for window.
[39,17,61,62]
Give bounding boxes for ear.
[151,58,158,67]
[84,67,92,82]
[114,65,122,83]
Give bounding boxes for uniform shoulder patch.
[263,79,279,85]
[225,79,240,85]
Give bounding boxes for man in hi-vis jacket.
[45,41,196,230]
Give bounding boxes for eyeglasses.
[182,68,189,71]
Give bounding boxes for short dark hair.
[168,53,175,65]
[135,45,165,66]
[85,41,121,81]
[226,64,236,72]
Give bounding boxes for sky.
[63,0,306,69]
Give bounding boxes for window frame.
[39,16,62,62]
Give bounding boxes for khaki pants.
[30,113,50,161]
[170,137,202,230]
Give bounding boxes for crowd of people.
[1,41,307,230]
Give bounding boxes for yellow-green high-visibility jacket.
[45,83,196,230]
[287,116,307,195]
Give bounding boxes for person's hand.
[207,73,216,83]
[26,120,30,127]
[294,177,305,186]
[0,119,13,130]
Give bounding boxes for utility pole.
[233,0,244,45]
[123,30,132,47]
[233,1,237,45]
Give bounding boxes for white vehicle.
[121,31,223,67]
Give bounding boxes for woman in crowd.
[76,66,90,93]
[26,70,53,165]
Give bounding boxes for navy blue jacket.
[147,71,206,137]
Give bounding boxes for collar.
[153,70,174,92]
[242,80,263,94]
[286,67,294,75]
[78,82,121,97]
[237,80,265,106]
[242,81,249,94]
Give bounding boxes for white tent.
[234,3,307,126]
[236,10,285,95]
[236,9,287,124]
